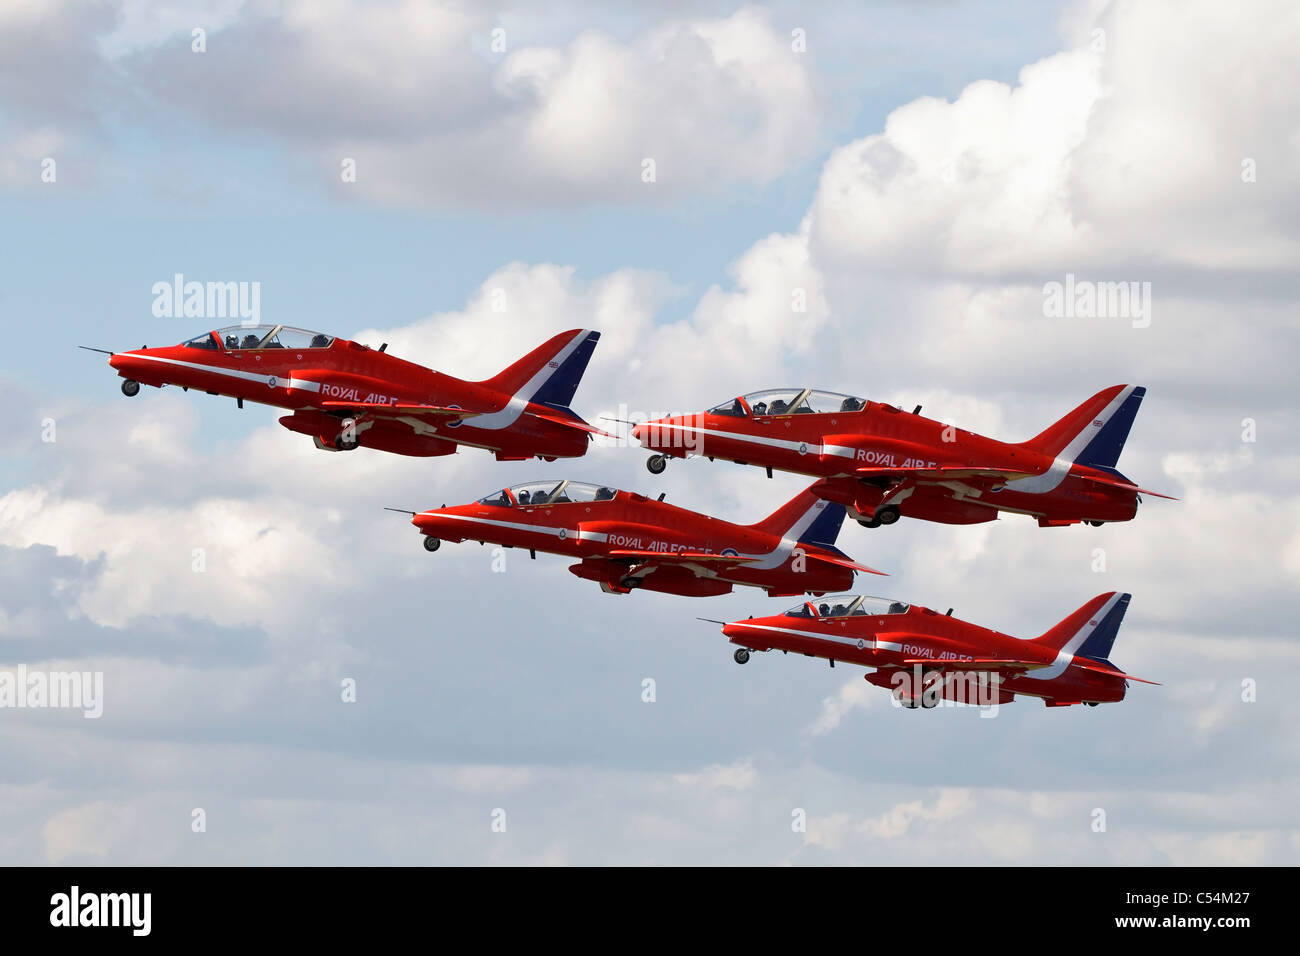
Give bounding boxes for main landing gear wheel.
[733,648,750,665]
[646,454,667,475]
[876,506,901,526]
[423,536,441,552]
[1088,521,1104,528]
[121,379,140,397]
[857,516,882,529]
[618,576,643,590]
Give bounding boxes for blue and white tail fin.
[1020,385,1146,472]
[750,484,844,544]
[479,329,601,414]
[1033,592,1131,656]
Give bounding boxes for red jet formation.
[405,478,884,597]
[86,326,605,460]
[717,591,1156,708]
[633,385,1173,528]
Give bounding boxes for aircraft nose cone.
[630,423,645,442]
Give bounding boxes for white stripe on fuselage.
[128,352,323,392]
[426,512,607,542]
[733,622,902,652]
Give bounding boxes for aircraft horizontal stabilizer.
[1072,658,1161,685]
[1076,473,1178,500]
[529,410,617,439]
[809,552,887,576]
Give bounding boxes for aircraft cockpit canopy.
[783,594,910,619]
[181,325,336,351]
[710,388,867,417]
[478,480,618,508]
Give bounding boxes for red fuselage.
[411,480,876,598]
[722,599,1131,707]
[633,389,1149,527]
[103,326,600,460]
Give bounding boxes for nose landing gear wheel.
[423,536,441,552]
[646,454,667,475]
[121,379,140,397]
[733,648,750,665]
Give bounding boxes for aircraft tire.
[857,516,882,529]
[423,536,441,552]
[121,379,140,397]
[733,648,750,665]
[1088,521,1104,527]
[618,576,642,590]
[646,454,667,475]
[876,506,900,525]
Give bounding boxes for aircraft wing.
[853,465,1034,482]
[898,657,1050,672]
[608,549,758,565]
[320,401,481,420]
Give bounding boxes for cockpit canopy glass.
[182,332,219,350]
[783,594,910,618]
[200,324,336,351]
[478,480,618,508]
[716,388,867,417]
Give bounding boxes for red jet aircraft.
[632,385,1173,528]
[85,326,606,460]
[403,479,884,597]
[716,591,1157,708]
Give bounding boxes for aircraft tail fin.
[1019,385,1146,470]
[1033,592,1131,656]
[750,480,848,547]
[478,329,601,412]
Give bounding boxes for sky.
[1,0,1298,865]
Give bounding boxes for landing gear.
[646,454,667,475]
[618,575,643,590]
[336,435,360,451]
[121,379,140,397]
[733,648,750,665]
[423,536,441,552]
[1085,701,1099,707]
[1088,521,1104,528]
[857,506,898,528]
